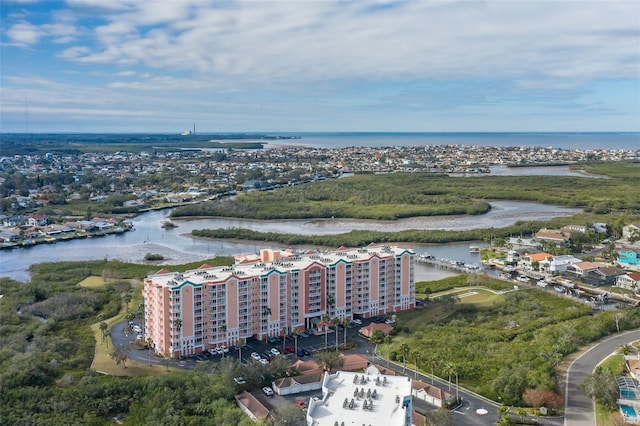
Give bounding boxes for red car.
[294,400,307,410]
[285,346,295,353]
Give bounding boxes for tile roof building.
[143,244,415,358]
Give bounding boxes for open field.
[432,286,506,307]
[78,276,107,288]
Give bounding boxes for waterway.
[0,200,580,283]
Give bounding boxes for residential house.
[623,224,640,240]
[534,229,572,245]
[412,380,454,408]
[523,252,552,269]
[27,214,48,227]
[618,249,640,270]
[617,273,640,292]
[582,265,627,286]
[538,255,582,274]
[359,322,394,339]
[566,261,607,277]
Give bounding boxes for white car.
[220,345,229,353]
[234,377,247,385]
[353,319,363,325]
[136,334,144,340]
[270,347,281,356]
[262,386,274,396]
[259,358,269,365]
[251,352,261,361]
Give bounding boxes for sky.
[1,0,639,133]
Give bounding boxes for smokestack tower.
[193,123,196,135]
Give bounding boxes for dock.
[417,254,483,274]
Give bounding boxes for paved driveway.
[565,329,640,426]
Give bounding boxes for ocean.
[270,132,640,150]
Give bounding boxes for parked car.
[296,348,305,357]
[259,358,269,365]
[285,346,295,353]
[136,334,144,340]
[262,386,274,396]
[353,319,363,325]
[270,347,281,356]
[267,336,281,344]
[385,319,396,324]
[298,332,309,338]
[251,352,261,361]
[294,400,307,410]
[233,377,247,384]
[302,348,311,356]
[220,345,229,353]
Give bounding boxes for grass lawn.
[432,286,505,307]
[89,277,179,376]
[78,276,108,288]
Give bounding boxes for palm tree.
[322,314,330,349]
[292,327,300,356]
[173,318,182,358]
[384,335,392,367]
[424,353,437,384]
[105,330,111,348]
[443,363,459,401]
[333,317,340,348]
[443,362,454,391]
[400,342,410,373]
[342,317,350,348]
[617,343,635,357]
[412,350,421,379]
[99,321,108,342]
[147,337,154,366]
[236,337,244,363]
[122,291,132,312]
[326,294,335,317]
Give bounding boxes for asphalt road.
[565,329,640,426]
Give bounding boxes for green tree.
[99,321,108,342]
[122,291,132,312]
[110,345,128,369]
[146,337,154,366]
[317,350,344,371]
[173,318,182,358]
[579,368,619,410]
[271,403,306,426]
[400,342,410,373]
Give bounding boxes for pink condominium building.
[143,243,415,358]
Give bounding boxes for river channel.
[1,200,581,283]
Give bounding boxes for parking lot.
[112,316,379,371]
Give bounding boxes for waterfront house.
[538,255,582,274]
[582,265,627,286]
[27,214,48,227]
[617,273,640,292]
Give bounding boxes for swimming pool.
[621,405,637,419]
[622,389,637,399]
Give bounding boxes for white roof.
[147,245,414,288]
[306,367,412,426]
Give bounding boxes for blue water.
[621,405,637,418]
[270,132,640,150]
[622,389,637,399]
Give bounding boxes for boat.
[469,245,480,253]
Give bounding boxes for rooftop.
[147,244,414,288]
[306,366,412,426]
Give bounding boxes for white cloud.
[6,21,42,46]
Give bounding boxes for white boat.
[469,245,480,253]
